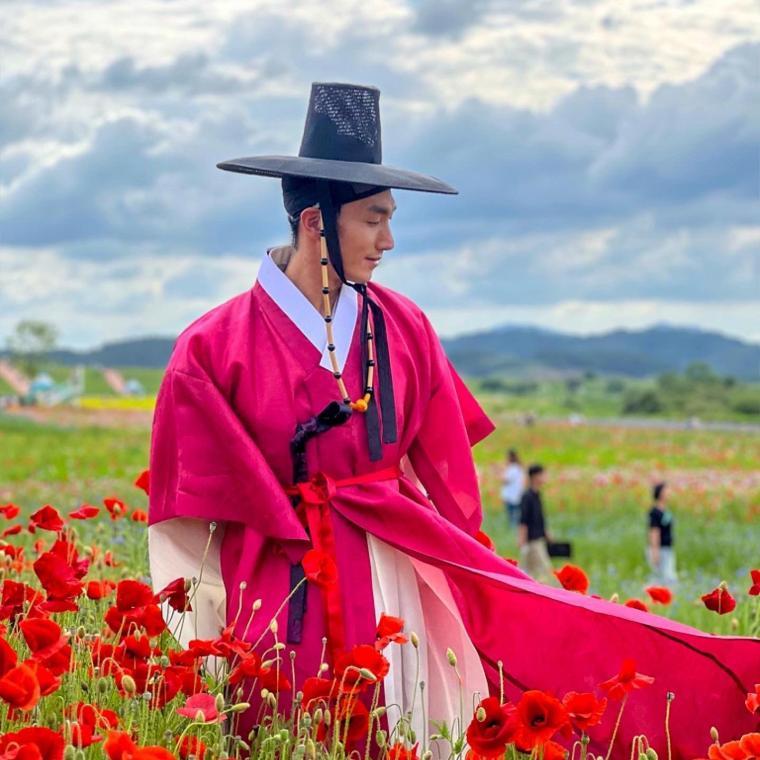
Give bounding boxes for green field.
[2,403,758,638]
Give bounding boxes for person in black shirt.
[647,481,677,585]
[518,464,554,583]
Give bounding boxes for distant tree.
[565,377,582,393]
[481,377,508,392]
[6,320,59,376]
[684,362,717,384]
[622,388,664,415]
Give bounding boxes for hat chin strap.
[315,179,397,461]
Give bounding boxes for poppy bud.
[375,730,387,748]
[64,746,76,760]
[422,753,433,760]
[195,709,205,721]
[323,708,332,726]
[239,580,247,590]
[279,729,290,742]
[274,642,286,651]
[410,631,419,648]
[121,675,137,695]
[609,593,619,603]
[371,706,386,719]
[710,727,720,743]
[646,749,658,760]
[96,677,110,695]
[209,521,217,533]
[231,702,250,713]
[359,668,377,681]
[267,692,278,709]
[306,739,316,759]
[270,619,278,635]
[215,693,225,711]
[666,692,675,702]
[301,714,312,728]
[253,599,262,610]
[319,663,329,673]
[476,706,486,722]
[313,708,323,724]
[446,648,457,667]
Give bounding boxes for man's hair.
[653,482,666,501]
[528,464,544,479]
[507,448,519,463]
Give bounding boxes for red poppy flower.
[707,734,760,760]
[69,504,100,520]
[387,742,419,760]
[335,697,370,744]
[33,551,83,606]
[104,551,120,567]
[645,586,673,605]
[541,741,569,760]
[701,584,736,615]
[0,638,17,677]
[0,504,21,520]
[176,692,225,723]
[116,580,155,611]
[211,623,252,660]
[155,577,191,613]
[748,570,760,596]
[301,549,338,588]
[746,683,760,715]
[134,469,150,496]
[87,580,117,600]
[1,525,21,538]
[0,581,43,622]
[513,690,568,748]
[302,676,335,709]
[624,599,649,612]
[131,509,148,523]
[0,727,64,759]
[554,564,589,594]
[0,662,41,711]
[178,735,206,759]
[103,497,128,520]
[334,645,390,692]
[104,731,175,760]
[28,505,64,533]
[562,691,607,731]
[474,530,495,551]
[19,618,68,661]
[503,557,519,566]
[376,614,407,649]
[465,697,517,758]
[26,660,61,696]
[599,659,655,700]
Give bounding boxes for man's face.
[336,190,396,283]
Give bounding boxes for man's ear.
[300,206,322,242]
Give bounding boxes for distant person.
[501,449,525,526]
[647,482,677,585]
[518,464,554,583]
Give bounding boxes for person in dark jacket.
[518,463,554,583]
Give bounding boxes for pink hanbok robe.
[149,249,759,757]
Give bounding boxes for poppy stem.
[665,692,675,760]
[604,694,628,760]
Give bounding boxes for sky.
[1,0,758,349]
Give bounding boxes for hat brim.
[216,155,457,195]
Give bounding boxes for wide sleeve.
[148,364,309,563]
[407,314,495,537]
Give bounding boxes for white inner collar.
[257,248,358,372]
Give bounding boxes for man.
[501,448,525,527]
[647,481,677,585]
[148,82,759,753]
[517,463,554,583]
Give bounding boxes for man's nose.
[379,226,394,252]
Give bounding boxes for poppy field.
[0,407,758,758]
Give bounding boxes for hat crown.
[299,82,382,165]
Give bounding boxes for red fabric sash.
[286,466,402,662]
